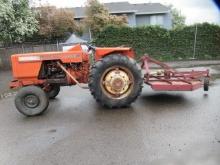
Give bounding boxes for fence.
[0,44,62,70]
[94,23,220,61]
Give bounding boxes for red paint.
[141,55,209,91]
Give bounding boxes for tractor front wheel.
[15,86,49,116]
[89,54,143,108]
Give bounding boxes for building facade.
[72,2,172,41]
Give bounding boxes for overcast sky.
[34,0,220,25]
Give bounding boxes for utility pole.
[193,24,198,59]
[89,28,92,42]
[56,40,59,51]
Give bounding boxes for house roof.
[131,3,170,15]
[73,2,170,18]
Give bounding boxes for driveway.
[0,79,220,165]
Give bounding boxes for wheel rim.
[101,66,134,99]
[24,94,39,108]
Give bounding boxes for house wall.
[163,12,172,29]
[136,13,172,29]
[150,14,164,26]
[126,13,136,27]
[136,15,151,26]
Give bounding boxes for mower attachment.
[141,55,210,91]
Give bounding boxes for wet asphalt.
[0,79,220,165]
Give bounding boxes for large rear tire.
[89,54,143,108]
[15,86,49,116]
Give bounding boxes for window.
[150,15,164,26]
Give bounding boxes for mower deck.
[147,80,203,91]
[141,55,210,91]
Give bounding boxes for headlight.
[18,56,41,62]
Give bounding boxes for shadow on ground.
[138,92,193,112]
[141,93,186,105]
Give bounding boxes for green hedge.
[94,23,220,60]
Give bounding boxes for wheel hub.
[103,68,132,96]
[111,78,125,90]
[24,95,39,108]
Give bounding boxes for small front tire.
[15,86,49,117]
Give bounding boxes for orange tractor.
[10,44,143,116]
[10,44,209,116]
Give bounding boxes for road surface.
[0,80,220,165]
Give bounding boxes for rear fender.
[94,48,135,61]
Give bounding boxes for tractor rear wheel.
[89,54,143,108]
[15,86,49,116]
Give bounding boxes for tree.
[170,6,186,29]
[109,14,128,26]
[35,6,81,42]
[84,0,127,36]
[0,0,38,43]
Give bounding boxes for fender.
[94,47,135,61]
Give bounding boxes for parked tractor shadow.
[141,93,185,104]
[139,92,193,111]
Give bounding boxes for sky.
[33,0,220,25]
